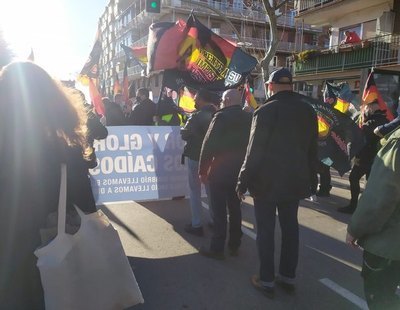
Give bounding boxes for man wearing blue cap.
[237,68,318,298]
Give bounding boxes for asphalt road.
[100,171,369,310]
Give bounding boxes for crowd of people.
[0,47,399,310]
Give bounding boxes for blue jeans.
[253,197,299,286]
[187,159,212,227]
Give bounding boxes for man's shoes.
[198,246,225,260]
[316,190,330,197]
[184,224,204,236]
[250,275,274,299]
[337,204,356,214]
[276,276,295,295]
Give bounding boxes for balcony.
[295,0,390,26]
[293,34,400,75]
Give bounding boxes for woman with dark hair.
[0,61,96,309]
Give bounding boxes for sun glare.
[0,0,75,78]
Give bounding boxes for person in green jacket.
[346,127,400,310]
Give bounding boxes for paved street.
[100,171,369,310]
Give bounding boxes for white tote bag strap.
[57,163,67,236]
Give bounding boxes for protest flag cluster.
[302,96,364,176]
[147,14,257,91]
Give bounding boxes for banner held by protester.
[301,96,364,176]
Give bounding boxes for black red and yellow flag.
[147,14,257,91]
[362,72,394,121]
[120,43,147,68]
[79,29,102,85]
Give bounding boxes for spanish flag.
[244,83,258,109]
[362,73,394,121]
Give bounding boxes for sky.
[0,0,109,80]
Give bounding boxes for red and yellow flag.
[362,73,394,121]
[244,83,258,109]
[113,70,121,95]
[89,78,105,116]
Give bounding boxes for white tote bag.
[35,164,144,310]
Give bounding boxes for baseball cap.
[266,67,293,84]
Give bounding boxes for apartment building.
[294,0,400,99]
[98,0,320,100]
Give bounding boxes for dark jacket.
[127,98,156,126]
[104,101,126,126]
[181,104,216,161]
[348,127,400,260]
[199,105,252,183]
[85,104,108,169]
[156,97,182,126]
[237,91,318,202]
[357,110,388,165]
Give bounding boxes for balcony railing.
[294,34,400,75]
[296,0,338,14]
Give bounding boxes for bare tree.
[0,30,12,68]
[260,0,291,84]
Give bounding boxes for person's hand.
[346,231,359,248]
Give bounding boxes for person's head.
[344,30,351,37]
[136,88,149,102]
[221,89,242,109]
[0,61,89,155]
[265,67,293,97]
[194,89,219,110]
[102,96,111,106]
[114,93,123,106]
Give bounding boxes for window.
[269,56,278,67]
[363,20,377,39]
[339,24,362,42]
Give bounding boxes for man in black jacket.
[127,88,156,125]
[237,68,318,298]
[338,102,388,214]
[181,89,217,236]
[198,89,252,259]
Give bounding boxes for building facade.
[294,0,400,99]
[98,0,320,100]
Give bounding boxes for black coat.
[181,104,216,162]
[237,91,318,202]
[127,98,156,126]
[357,110,388,165]
[104,102,126,126]
[199,105,252,183]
